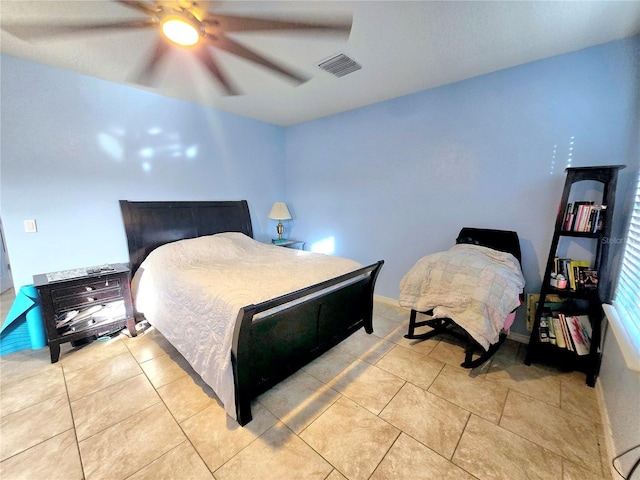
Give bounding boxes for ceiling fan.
[2,0,353,96]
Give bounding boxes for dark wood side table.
[33,263,136,363]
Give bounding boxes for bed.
[119,200,384,426]
[399,227,525,368]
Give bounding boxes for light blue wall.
[0,54,286,288]
[285,36,640,337]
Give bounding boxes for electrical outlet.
[24,219,37,233]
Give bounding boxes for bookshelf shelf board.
[558,231,604,239]
[545,287,599,298]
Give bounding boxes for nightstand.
[33,263,136,363]
[271,239,305,250]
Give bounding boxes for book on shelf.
[539,308,559,344]
[539,316,550,342]
[547,315,557,345]
[587,205,606,232]
[565,315,592,356]
[561,202,606,232]
[575,202,592,232]
[569,260,590,290]
[558,313,574,351]
[562,203,574,231]
[554,257,571,282]
[578,269,598,291]
[552,317,567,349]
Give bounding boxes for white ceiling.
[1,1,639,126]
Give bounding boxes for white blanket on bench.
[399,244,525,349]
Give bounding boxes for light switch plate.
[24,219,37,233]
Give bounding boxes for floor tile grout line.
[374,376,408,418]
[482,364,579,411]
[0,353,59,389]
[448,411,478,478]
[265,373,405,480]
[47,339,181,479]
[0,426,76,466]
[61,364,87,480]
[498,387,602,474]
[121,333,216,478]
[71,398,159,445]
[125,439,192,479]
[489,357,510,428]
[365,429,402,480]
[389,423,478,479]
[0,366,65,418]
[62,346,143,403]
[68,372,160,438]
[291,414,353,480]
[502,383,601,427]
[58,339,127,375]
[0,354,87,474]
[210,420,286,478]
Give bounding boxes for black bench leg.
[461,332,507,368]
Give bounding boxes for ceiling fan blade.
[203,13,352,34]
[190,1,216,19]
[115,1,160,16]
[2,18,157,40]
[136,38,170,85]
[193,47,240,96]
[207,35,308,84]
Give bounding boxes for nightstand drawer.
[53,287,122,311]
[51,278,122,300]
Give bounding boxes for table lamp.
[268,202,292,240]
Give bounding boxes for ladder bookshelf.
[525,165,625,386]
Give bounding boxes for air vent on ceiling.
[318,53,361,78]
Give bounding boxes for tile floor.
[0,293,611,480]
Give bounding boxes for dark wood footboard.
[231,260,384,426]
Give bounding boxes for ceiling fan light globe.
[162,18,199,46]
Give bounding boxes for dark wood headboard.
[120,200,253,276]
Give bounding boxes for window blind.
[611,173,640,363]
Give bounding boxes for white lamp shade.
[269,202,292,220]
